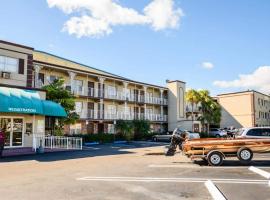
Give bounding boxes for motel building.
[0,41,80,156]
[0,39,195,156]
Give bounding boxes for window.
[261,129,270,136]
[107,105,116,114]
[107,124,115,134]
[70,123,81,134]
[75,80,83,92]
[48,75,58,83]
[75,102,83,113]
[108,86,116,97]
[247,129,262,136]
[0,55,19,73]
[126,88,131,99]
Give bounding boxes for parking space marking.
[77,176,268,184]
[205,180,226,200]
[249,166,270,179]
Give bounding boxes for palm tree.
[186,89,200,131]
[198,90,221,134]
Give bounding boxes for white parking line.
[205,180,226,200]
[77,176,268,184]
[249,166,270,179]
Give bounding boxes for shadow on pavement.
[0,141,166,163]
[194,159,270,167]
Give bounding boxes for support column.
[160,89,164,120]
[123,82,128,119]
[143,86,147,119]
[98,77,105,98]
[98,77,105,119]
[68,72,76,93]
[34,65,43,88]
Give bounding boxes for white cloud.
[213,66,270,93]
[47,0,183,38]
[202,62,214,69]
[144,0,183,31]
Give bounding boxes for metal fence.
[33,135,82,151]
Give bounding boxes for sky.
[1,0,270,96]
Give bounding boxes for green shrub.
[68,133,125,144]
[115,120,134,142]
[133,120,150,140]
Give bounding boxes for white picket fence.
[33,135,82,151]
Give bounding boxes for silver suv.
[209,128,227,138]
[236,127,270,138]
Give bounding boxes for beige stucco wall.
[218,92,254,128]
[167,81,186,131]
[0,43,32,87]
[254,92,270,126]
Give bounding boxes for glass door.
[0,118,11,147]
[12,118,23,146]
[0,117,24,147]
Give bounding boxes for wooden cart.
[182,138,270,166]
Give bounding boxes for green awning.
[0,87,67,117]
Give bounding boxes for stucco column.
[98,77,105,98]
[98,77,105,118]
[34,65,43,88]
[68,72,76,93]
[123,82,128,119]
[143,86,147,119]
[160,89,164,120]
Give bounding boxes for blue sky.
[1,0,270,95]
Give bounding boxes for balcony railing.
[46,83,168,105]
[86,110,167,122]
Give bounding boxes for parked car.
[152,129,200,142]
[152,133,172,142]
[209,128,227,138]
[235,127,270,139]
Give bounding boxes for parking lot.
[0,142,270,200]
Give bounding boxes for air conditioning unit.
[2,72,11,79]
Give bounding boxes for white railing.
[87,109,103,119]
[145,96,168,105]
[73,86,85,96]
[33,135,82,151]
[87,110,167,121]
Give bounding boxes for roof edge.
[0,40,34,50]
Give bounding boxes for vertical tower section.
[167,80,186,132]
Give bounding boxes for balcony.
[186,104,200,113]
[145,96,168,105]
[86,110,167,122]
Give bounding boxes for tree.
[42,78,79,135]
[132,119,150,140]
[197,90,221,134]
[186,89,200,131]
[115,120,134,142]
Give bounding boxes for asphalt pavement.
[0,142,269,200]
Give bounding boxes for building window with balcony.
[126,88,131,100]
[75,102,83,114]
[107,85,116,98]
[0,55,19,73]
[74,80,83,95]
[48,75,60,83]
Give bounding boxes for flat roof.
[0,40,34,50]
[217,90,270,98]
